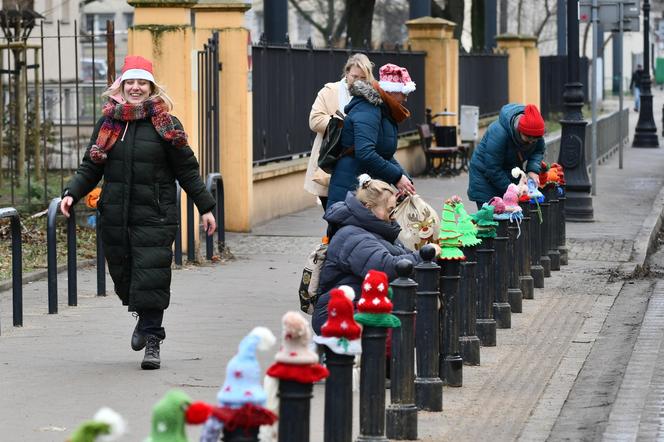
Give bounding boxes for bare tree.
[582,21,591,57]
[345,0,376,47]
[471,0,485,51]
[288,0,347,44]
[432,0,464,41]
[534,0,556,39]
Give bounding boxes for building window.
[84,13,115,35]
[124,12,133,28]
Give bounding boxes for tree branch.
[582,22,591,58]
[288,0,329,37]
[535,0,555,39]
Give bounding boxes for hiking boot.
[141,335,161,370]
[131,321,146,351]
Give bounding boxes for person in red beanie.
[59,55,216,370]
[467,103,546,208]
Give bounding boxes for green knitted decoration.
[455,202,482,246]
[438,202,465,260]
[471,204,498,238]
[354,312,401,328]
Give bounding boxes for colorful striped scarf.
[89,97,188,164]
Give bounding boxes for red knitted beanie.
[517,104,545,137]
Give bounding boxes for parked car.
[80,58,107,82]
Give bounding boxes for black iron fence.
[459,52,509,118]
[540,55,590,119]
[252,42,426,165]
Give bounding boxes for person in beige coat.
[305,53,375,210]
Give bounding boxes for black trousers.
[137,309,166,340]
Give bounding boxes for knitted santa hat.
[517,104,545,137]
[145,390,213,442]
[120,55,155,83]
[378,63,416,95]
[313,286,362,355]
[67,408,126,442]
[217,327,276,408]
[354,270,401,328]
[267,312,329,383]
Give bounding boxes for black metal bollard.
[357,325,389,442]
[507,224,523,313]
[440,259,463,387]
[558,186,569,265]
[222,428,259,442]
[414,246,443,411]
[476,239,497,347]
[518,203,534,300]
[323,348,354,442]
[529,203,545,288]
[539,196,552,277]
[544,186,561,271]
[95,210,106,296]
[459,246,480,365]
[386,260,418,440]
[493,220,511,328]
[0,207,23,331]
[278,380,313,442]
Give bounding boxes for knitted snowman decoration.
[313,286,362,354]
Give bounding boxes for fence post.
[0,207,23,331]
[544,186,561,271]
[507,223,523,313]
[386,260,418,440]
[476,239,497,346]
[95,210,106,296]
[558,186,568,265]
[539,196,552,277]
[414,245,443,411]
[519,203,534,299]
[493,219,511,328]
[440,260,463,386]
[459,246,480,365]
[529,202,545,287]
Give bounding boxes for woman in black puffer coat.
[60,56,216,370]
[312,175,440,334]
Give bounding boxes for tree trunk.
[499,0,507,33]
[517,0,524,34]
[440,0,465,41]
[345,0,376,49]
[471,0,485,52]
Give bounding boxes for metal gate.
[197,31,220,178]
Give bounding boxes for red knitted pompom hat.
[321,287,362,340]
[517,104,545,137]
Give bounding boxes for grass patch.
[0,211,97,282]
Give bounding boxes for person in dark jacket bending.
[467,103,546,207]
[325,63,417,210]
[312,174,440,334]
[60,56,216,370]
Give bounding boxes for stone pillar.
[406,17,459,127]
[194,0,253,232]
[496,35,540,108]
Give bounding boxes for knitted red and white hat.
[120,55,155,83]
[321,286,361,340]
[378,63,416,95]
[357,270,393,314]
[274,311,319,365]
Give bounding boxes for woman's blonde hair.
[356,174,395,209]
[342,53,375,83]
[101,79,175,111]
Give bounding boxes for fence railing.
[459,52,509,118]
[540,55,590,119]
[252,42,426,165]
[0,206,23,332]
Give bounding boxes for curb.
[623,183,664,275]
[0,259,96,293]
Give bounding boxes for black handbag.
[317,110,346,173]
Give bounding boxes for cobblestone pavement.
[566,238,633,262]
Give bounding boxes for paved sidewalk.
[2,98,664,440]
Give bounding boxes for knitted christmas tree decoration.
[438,201,466,260]
[67,408,126,442]
[455,201,482,246]
[267,311,329,383]
[313,286,362,354]
[471,204,498,238]
[354,270,401,328]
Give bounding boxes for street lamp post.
[633,0,659,148]
[558,0,594,221]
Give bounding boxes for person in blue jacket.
[325,63,417,209]
[467,103,546,207]
[312,175,440,334]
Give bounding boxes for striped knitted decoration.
[89,97,188,164]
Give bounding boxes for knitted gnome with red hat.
[354,270,401,328]
[313,286,362,355]
[266,311,329,383]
